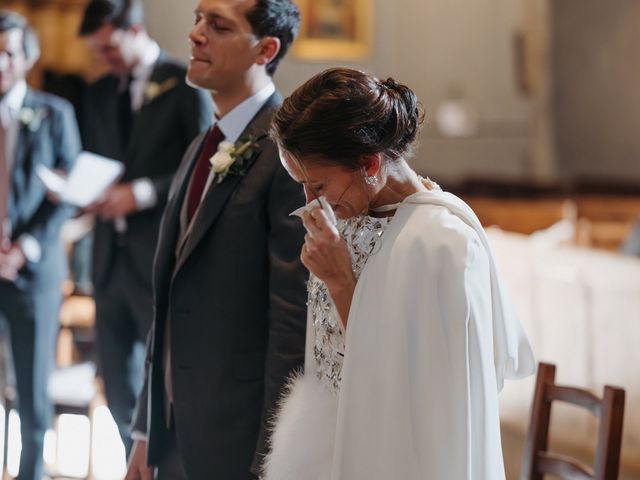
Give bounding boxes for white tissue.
[290,196,337,226]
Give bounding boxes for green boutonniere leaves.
[144,77,179,104]
[209,133,266,183]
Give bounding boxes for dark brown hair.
[246,0,300,76]
[79,0,144,36]
[271,67,425,169]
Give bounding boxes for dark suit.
[82,54,212,451]
[133,92,307,479]
[0,89,80,480]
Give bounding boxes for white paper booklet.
[36,151,124,207]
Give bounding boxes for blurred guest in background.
[0,11,81,480]
[620,217,640,257]
[78,0,212,454]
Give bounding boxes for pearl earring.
[364,175,378,186]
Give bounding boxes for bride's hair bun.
[272,68,425,169]
[376,76,423,161]
[379,78,397,90]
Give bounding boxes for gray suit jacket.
[7,89,80,290]
[133,92,307,479]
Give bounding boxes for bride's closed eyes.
[301,180,324,193]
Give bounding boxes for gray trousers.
[94,251,153,454]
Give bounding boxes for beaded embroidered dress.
[307,214,392,396]
[264,180,466,480]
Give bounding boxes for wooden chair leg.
[521,363,556,480]
[595,386,625,480]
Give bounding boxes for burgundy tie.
[187,125,224,222]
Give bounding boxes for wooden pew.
[575,196,640,250]
[464,196,576,235]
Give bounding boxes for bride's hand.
[300,207,354,289]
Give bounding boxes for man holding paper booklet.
[78,0,213,454]
[35,150,124,208]
[0,11,81,480]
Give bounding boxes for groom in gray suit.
[126,0,307,479]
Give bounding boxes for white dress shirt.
[0,79,27,172]
[126,40,161,212]
[202,82,276,201]
[177,82,276,247]
[129,40,161,113]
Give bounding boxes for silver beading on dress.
[307,215,392,396]
[307,178,441,396]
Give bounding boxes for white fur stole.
[263,373,338,480]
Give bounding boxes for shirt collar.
[0,80,27,114]
[131,41,161,82]
[214,82,275,143]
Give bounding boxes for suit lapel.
[173,92,281,273]
[142,52,175,107]
[125,53,177,162]
[126,58,160,161]
[9,90,38,225]
[154,130,208,286]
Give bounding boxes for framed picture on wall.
[293,0,374,60]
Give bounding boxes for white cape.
[266,190,535,480]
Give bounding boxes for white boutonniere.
[144,77,179,104]
[209,134,265,183]
[19,107,48,132]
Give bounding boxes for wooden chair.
[521,362,626,479]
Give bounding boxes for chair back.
[521,362,626,479]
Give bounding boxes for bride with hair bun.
[263,67,535,480]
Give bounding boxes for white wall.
[552,0,640,183]
[143,0,195,61]
[143,0,533,183]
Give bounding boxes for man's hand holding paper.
[88,183,138,220]
[36,151,124,208]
